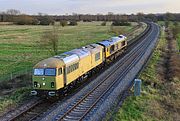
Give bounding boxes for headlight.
[43,82,46,86]
[34,82,38,87]
[51,82,55,88]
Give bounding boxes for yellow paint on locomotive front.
[32,57,65,90]
[106,47,111,58]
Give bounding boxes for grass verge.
[113,26,180,121]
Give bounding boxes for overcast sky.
[0,0,179,15]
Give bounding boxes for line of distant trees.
[0,9,54,25]
[51,12,180,22]
[1,9,180,25]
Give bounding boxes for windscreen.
[34,69,44,76]
[45,68,56,76]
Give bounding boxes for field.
[0,22,134,78]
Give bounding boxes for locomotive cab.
[31,57,65,97]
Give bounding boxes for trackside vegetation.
[113,23,180,121]
[113,29,164,121]
[0,87,31,114]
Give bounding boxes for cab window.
[121,41,126,46]
[58,68,62,75]
[34,69,44,76]
[45,68,56,76]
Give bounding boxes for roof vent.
[118,35,123,38]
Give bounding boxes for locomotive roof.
[34,57,65,68]
[54,53,79,65]
[84,44,103,54]
[98,35,126,47]
[65,48,91,59]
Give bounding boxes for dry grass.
[0,22,13,25]
[170,54,180,79]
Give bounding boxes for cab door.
[56,67,64,90]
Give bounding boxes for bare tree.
[39,26,59,55]
[6,9,20,15]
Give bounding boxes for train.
[31,35,127,97]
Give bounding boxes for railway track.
[40,23,159,121]
[1,22,156,121]
[0,98,59,121]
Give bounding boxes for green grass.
[177,33,180,51]
[112,27,166,121]
[0,22,133,78]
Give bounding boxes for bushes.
[101,21,106,26]
[0,87,31,113]
[38,16,54,25]
[69,21,78,26]
[83,20,92,22]
[14,15,39,25]
[14,15,54,25]
[112,20,131,26]
[60,20,68,27]
[39,26,59,55]
[172,26,180,39]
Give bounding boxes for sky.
[0,0,179,15]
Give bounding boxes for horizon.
[0,0,180,15]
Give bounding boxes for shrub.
[172,26,180,39]
[14,15,39,25]
[112,20,131,26]
[38,16,54,25]
[101,21,106,26]
[83,20,92,22]
[39,26,59,55]
[60,20,68,27]
[69,21,78,26]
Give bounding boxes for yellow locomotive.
[31,35,127,96]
